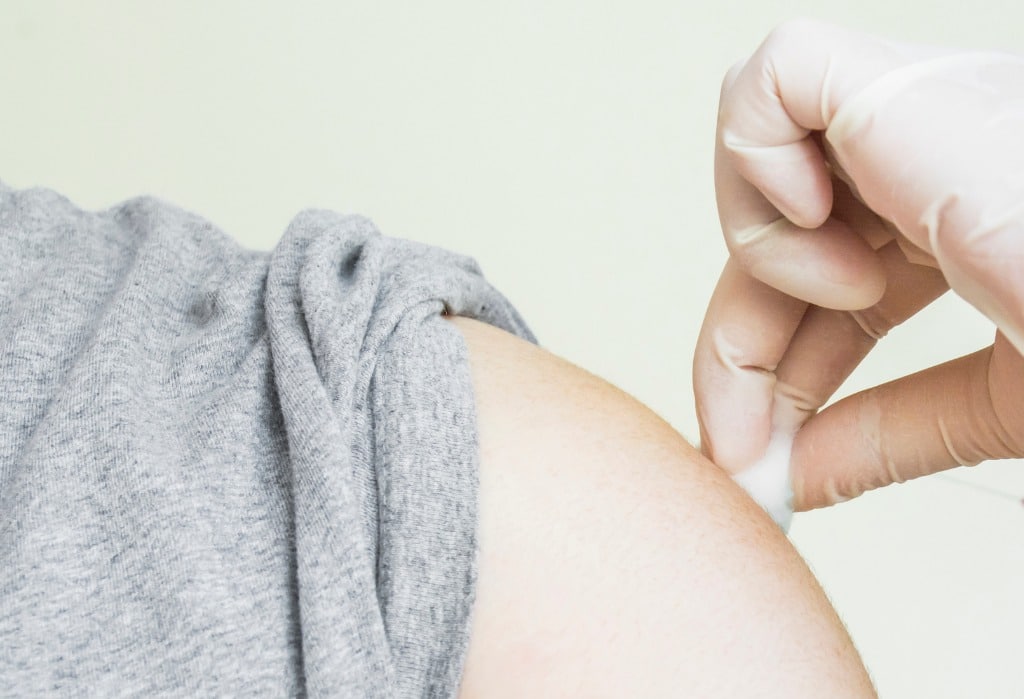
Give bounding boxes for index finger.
[693,258,807,474]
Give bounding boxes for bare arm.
[448,316,875,698]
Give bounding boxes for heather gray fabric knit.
[0,181,535,697]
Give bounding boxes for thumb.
[790,333,1024,511]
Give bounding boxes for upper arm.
[448,315,875,698]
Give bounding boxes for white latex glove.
[693,19,1024,521]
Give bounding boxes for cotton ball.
[732,431,795,532]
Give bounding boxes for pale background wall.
[1,1,1021,696]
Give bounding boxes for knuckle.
[764,17,825,50]
[719,59,747,99]
[919,191,1012,272]
[710,324,778,377]
[724,217,784,266]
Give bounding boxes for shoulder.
[447,315,875,698]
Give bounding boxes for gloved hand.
[693,18,1024,518]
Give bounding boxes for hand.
[693,18,1024,512]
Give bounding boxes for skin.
[447,316,876,698]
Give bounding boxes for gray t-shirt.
[0,181,534,697]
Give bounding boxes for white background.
[2,2,1022,696]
